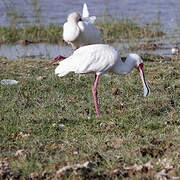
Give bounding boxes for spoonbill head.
[127,54,150,97]
[67,12,82,23]
[52,44,150,116]
[63,12,82,44]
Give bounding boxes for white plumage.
[63,3,102,49]
[53,44,150,116]
[82,3,96,23]
[55,44,117,76]
[171,47,179,55]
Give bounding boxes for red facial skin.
[138,63,144,72]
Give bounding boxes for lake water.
[0,0,180,59]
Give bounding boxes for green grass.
[0,54,180,179]
[0,19,164,44]
[0,24,63,44]
[98,19,164,43]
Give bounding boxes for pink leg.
[92,74,99,116]
[51,55,66,64]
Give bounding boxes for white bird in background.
[63,3,102,50]
[171,47,179,55]
[52,44,150,116]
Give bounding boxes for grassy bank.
[0,19,164,44]
[0,54,180,179]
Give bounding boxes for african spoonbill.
[63,3,102,50]
[52,44,150,116]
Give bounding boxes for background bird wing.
[82,3,96,24]
[78,21,102,44]
[82,3,89,18]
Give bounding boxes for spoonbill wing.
[78,20,102,44]
[89,16,96,23]
[82,16,96,24]
[82,3,89,18]
[55,44,117,76]
[82,3,96,24]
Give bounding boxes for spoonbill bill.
[52,44,150,116]
[63,3,102,49]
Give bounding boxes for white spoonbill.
[52,44,150,116]
[63,3,102,49]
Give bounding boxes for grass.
[0,19,164,44]
[98,19,164,43]
[0,24,63,44]
[0,53,180,179]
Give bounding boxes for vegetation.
[98,19,164,43]
[0,24,63,44]
[0,54,180,179]
[0,19,164,44]
[0,1,179,179]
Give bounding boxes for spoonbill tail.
[63,3,102,50]
[52,44,150,116]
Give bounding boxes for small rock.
[1,79,18,85]
[73,151,78,155]
[58,123,65,127]
[52,123,65,128]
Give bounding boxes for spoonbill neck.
[112,57,135,75]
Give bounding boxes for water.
[0,43,72,59]
[1,0,180,31]
[0,40,175,59]
[0,0,180,59]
